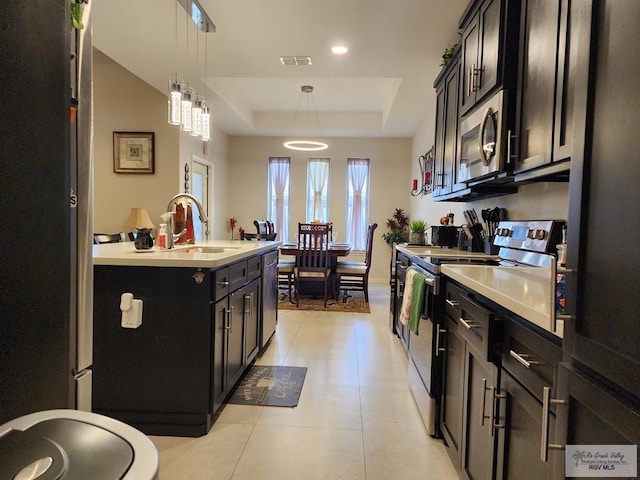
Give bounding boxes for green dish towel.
[409,267,426,334]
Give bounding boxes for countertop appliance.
[396,246,499,437]
[0,410,159,479]
[1,2,94,422]
[430,225,459,247]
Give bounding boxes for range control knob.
[535,229,547,240]
[527,229,536,239]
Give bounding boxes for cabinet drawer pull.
[435,324,447,356]
[491,387,506,434]
[509,350,541,369]
[446,299,460,307]
[480,378,490,426]
[224,308,231,331]
[541,386,566,462]
[460,317,481,330]
[218,280,230,287]
[244,294,252,314]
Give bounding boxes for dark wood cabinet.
[440,281,501,479]
[440,313,466,469]
[559,2,640,476]
[565,0,640,400]
[554,363,640,478]
[93,252,272,437]
[243,278,261,365]
[514,0,561,174]
[433,52,460,198]
[496,371,560,480]
[513,0,591,179]
[495,318,563,480]
[462,343,499,480]
[460,0,503,114]
[212,277,260,413]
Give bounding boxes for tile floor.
[150,283,459,480]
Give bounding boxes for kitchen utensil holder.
[484,236,499,255]
[467,224,485,252]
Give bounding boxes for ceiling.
[92,0,468,139]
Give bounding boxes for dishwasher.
[260,250,278,349]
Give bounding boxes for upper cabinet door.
[475,0,502,101]
[461,18,480,114]
[513,0,561,173]
[460,0,507,116]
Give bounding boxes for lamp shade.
[124,208,155,229]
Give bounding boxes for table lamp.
[124,208,155,230]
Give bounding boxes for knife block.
[466,224,485,252]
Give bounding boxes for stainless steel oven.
[457,90,509,185]
[407,263,440,436]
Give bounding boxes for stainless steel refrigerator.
[0,0,94,424]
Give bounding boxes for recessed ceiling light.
[331,46,348,55]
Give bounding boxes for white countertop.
[93,240,281,268]
[441,264,562,337]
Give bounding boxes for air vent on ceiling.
[279,56,313,66]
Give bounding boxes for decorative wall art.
[113,131,155,174]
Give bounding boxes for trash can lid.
[0,410,159,480]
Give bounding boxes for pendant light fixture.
[284,85,328,152]
[168,0,215,138]
[201,20,211,141]
[168,0,183,125]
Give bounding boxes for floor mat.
[278,290,370,313]
[227,365,307,407]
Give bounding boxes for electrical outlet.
[121,298,143,329]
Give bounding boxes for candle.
[412,179,418,190]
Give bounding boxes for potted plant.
[382,208,410,246]
[409,219,428,245]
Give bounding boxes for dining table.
[279,242,352,298]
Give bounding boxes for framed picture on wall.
[113,131,155,174]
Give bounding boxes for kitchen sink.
[172,245,241,254]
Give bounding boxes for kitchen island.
[92,240,280,437]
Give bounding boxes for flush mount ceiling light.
[331,45,348,55]
[284,85,328,152]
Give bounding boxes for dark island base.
[94,409,217,438]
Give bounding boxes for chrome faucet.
[165,193,210,248]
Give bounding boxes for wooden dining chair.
[335,223,378,302]
[294,222,332,307]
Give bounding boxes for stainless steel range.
[393,245,498,437]
[493,219,568,337]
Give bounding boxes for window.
[345,158,370,250]
[267,157,290,241]
[306,158,330,222]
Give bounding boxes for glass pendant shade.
[191,98,203,137]
[181,88,193,132]
[168,76,183,125]
[201,105,211,141]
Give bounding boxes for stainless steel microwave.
[457,90,508,185]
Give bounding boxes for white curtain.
[346,158,369,250]
[306,158,330,222]
[268,157,290,241]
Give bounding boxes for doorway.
[191,155,212,241]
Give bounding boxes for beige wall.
[227,136,412,282]
[93,49,227,238]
